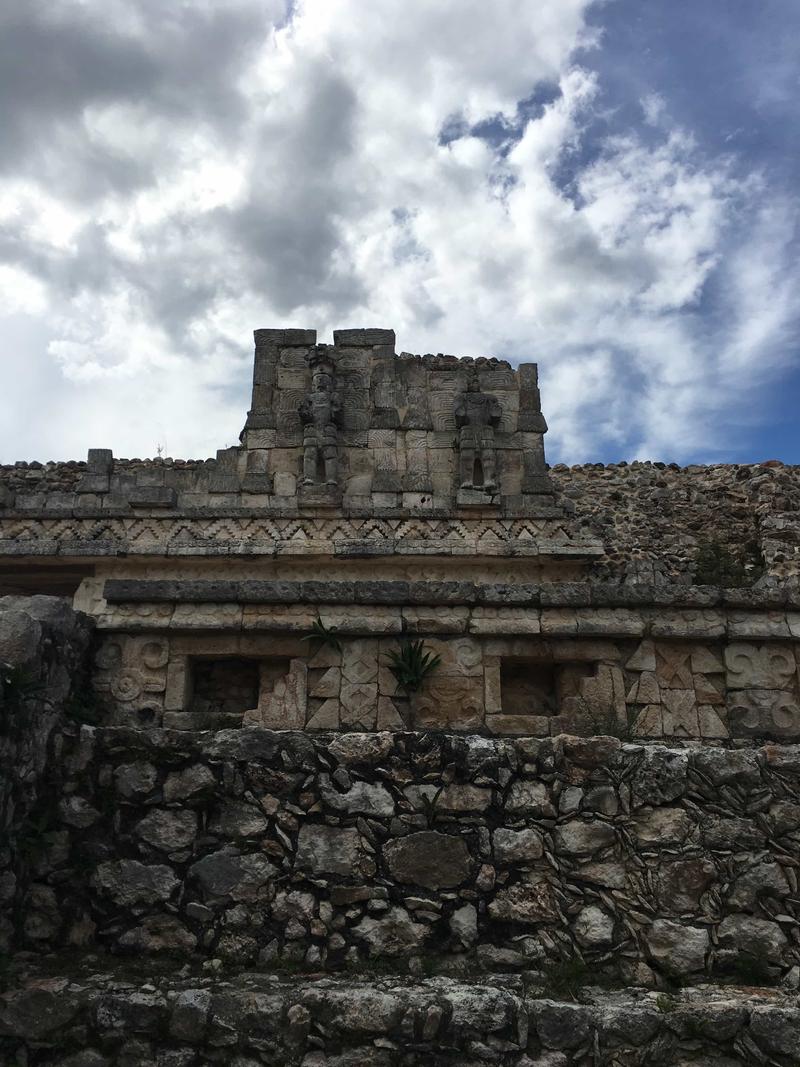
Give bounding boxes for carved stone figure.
[454,375,502,490]
[299,347,342,485]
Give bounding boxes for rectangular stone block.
[129,487,178,508]
[333,328,395,347]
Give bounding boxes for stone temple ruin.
[1,327,800,1064]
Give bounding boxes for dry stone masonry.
[1,327,800,1064]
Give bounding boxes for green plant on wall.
[694,539,763,587]
[386,639,442,694]
[301,617,342,654]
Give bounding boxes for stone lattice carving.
[454,375,502,491]
[299,346,342,486]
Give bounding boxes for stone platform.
[2,957,799,1065]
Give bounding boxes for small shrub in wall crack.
[301,617,343,654]
[386,639,442,694]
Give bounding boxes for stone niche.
[188,657,291,723]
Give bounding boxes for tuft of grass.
[656,993,677,1014]
[386,639,442,694]
[694,539,763,587]
[301,617,342,654]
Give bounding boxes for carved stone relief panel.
[725,642,800,738]
[93,634,169,725]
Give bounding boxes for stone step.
[1,957,799,1065]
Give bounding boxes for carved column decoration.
[299,346,342,486]
[454,372,502,491]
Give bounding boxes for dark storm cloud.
[0,1,281,198]
[217,63,367,316]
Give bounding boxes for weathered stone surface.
[492,827,544,864]
[573,904,614,948]
[208,799,268,838]
[116,914,196,954]
[553,820,616,857]
[91,861,178,906]
[647,918,708,976]
[383,832,471,890]
[135,809,197,851]
[189,847,277,901]
[716,914,788,963]
[320,776,395,816]
[163,764,215,801]
[487,878,558,923]
[296,825,361,877]
[351,906,428,956]
[113,762,158,799]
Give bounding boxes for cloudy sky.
[1,0,798,465]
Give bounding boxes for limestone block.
[540,609,578,635]
[413,678,484,731]
[575,609,644,637]
[306,643,341,670]
[661,689,700,737]
[484,664,502,715]
[295,825,361,877]
[319,608,402,635]
[351,906,428,957]
[689,646,725,673]
[402,606,469,634]
[469,607,540,636]
[573,663,626,719]
[727,611,792,639]
[342,639,379,684]
[487,878,558,923]
[625,671,660,704]
[383,831,471,890]
[305,699,340,730]
[308,667,341,699]
[631,705,663,737]
[376,696,406,730]
[164,657,190,711]
[647,919,708,976]
[244,660,306,729]
[486,713,551,736]
[728,689,800,740]
[725,643,797,689]
[340,682,378,729]
[171,604,243,630]
[625,640,657,672]
[241,606,318,632]
[650,610,725,638]
[272,472,296,496]
[655,644,694,689]
[788,613,800,638]
[698,704,728,738]
[414,636,484,677]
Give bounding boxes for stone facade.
[2,328,800,1063]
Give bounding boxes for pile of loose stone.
[550,460,800,580]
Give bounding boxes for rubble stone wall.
[14,720,800,992]
[0,596,93,951]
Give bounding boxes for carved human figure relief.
[454,374,502,490]
[298,346,342,485]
